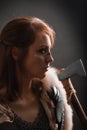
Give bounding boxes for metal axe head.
[58,59,87,80]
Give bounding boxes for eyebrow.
[39,44,48,48]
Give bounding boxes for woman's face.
[23,32,54,79]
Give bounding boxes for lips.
[44,65,49,71]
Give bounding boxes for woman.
[0,16,73,130]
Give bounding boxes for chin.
[39,75,45,79]
[37,73,46,79]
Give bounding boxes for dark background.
[0,0,87,129]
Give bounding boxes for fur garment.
[41,67,73,130]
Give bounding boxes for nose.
[46,52,54,63]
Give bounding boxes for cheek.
[23,55,46,78]
[25,55,44,70]
[34,54,45,63]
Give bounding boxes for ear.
[11,47,19,61]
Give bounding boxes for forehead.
[33,32,52,48]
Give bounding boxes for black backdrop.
[0,0,87,130]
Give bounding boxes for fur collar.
[41,67,73,130]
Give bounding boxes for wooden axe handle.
[71,92,87,129]
[60,76,87,128]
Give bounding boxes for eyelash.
[38,48,48,55]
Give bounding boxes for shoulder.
[31,67,67,102]
[42,67,66,92]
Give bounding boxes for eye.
[38,48,48,54]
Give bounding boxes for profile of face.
[23,32,54,79]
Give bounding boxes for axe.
[58,59,86,80]
[58,59,87,129]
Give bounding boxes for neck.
[15,65,32,97]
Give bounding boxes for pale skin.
[9,32,54,123]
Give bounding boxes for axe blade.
[58,59,87,80]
